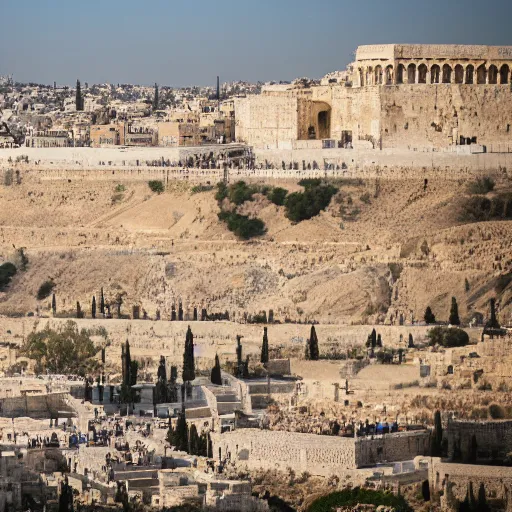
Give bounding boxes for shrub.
[0,262,17,290]
[215,182,228,203]
[285,183,338,222]
[218,211,266,240]
[489,404,505,419]
[457,193,512,223]
[466,176,495,195]
[148,180,164,193]
[37,280,55,300]
[228,181,257,205]
[115,184,126,192]
[360,192,371,204]
[427,326,469,348]
[298,178,322,188]
[269,187,288,206]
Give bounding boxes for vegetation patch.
[0,262,17,291]
[148,180,164,194]
[37,279,55,300]
[457,193,512,223]
[307,487,411,512]
[466,176,495,195]
[218,211,266,240]
[191,184,214,194]
[427,326,470,348]
[285,180,338,222]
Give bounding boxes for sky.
[0,0,511,87]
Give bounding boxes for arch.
[488,65,498,84]
[454,65,464,84]
[407,63,416,84]
[431,64,441,84]
[500,64,510,84]
[477,65,486,84]
[418,64,428,84]
[374,65,383,85]
[318,110,330,139]
[442,64,452,83]
[465,65,474,84]
[385,65,393,85]
[366,67,373,86]
[396,64,405,84]
[359,68,364,87]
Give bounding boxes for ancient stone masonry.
[212,428,430,476]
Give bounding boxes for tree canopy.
[21,321,99,375]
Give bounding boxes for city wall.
[212,428,430,476]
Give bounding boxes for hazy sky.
[0,0,510,87]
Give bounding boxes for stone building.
[90,123,125,147]
[25,129,72,148]
[235,44,512,151]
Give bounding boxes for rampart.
[0,392,76,419]
[212,428,430,476]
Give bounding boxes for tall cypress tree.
[477,483,489,512]
[189,424,200,455]
[153,83,159,110]
[210,354,222,385]
[100,288,105,314]
[376,333,382,347]
[371,328,377,348]
[261,327,269,364]
[408,333,414,348]
[430,410,443,457]
[173,412,189,452]
[486,298,500,329]
[424,306,436,324]
[308,325,319,361]
[52,293,57,314]
[449,297,461,325]
[76,79,83,111]
[91,296,96,319]
[182,326,195,382]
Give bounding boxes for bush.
[285,183,338,222]
[360,192,371,204]
[37,280,55,300]
[489,404,505,419]
[228,181,257,205]
[218,211,266,240]
[466,176,495,195]
[427,326,469,348]
[269,187,288,206]
[307,487,411,512]
[298,178,323,188]
[0,262,17,291]
[215,182,228,203]
[115,184,126,192]
[458,193,512,223]
[148,180,164,193]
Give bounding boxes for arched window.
[500,64,510,84]
[477,65,486,84]
[418,64,428,84]
[408,64,417,84]
[442,64,452,83]
[396,64,405,84]
[374,65,383,85]
[488,65,498,84]
[431,65,441,84]
[359,68,364,87]
[385,65,393,85]
[465,65,474,84]
[366,67,373,86]
[454,65,464,84]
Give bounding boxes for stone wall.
[212,428,430,476]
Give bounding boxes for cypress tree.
[469,434,478,463]
[376,333,382,347]
[261,327,269,364]
[174,412,188,452]
[100,288,105,314]
[210,354,222,385]
[52,293,57,314]
[449,297,461,325]
[153,83,159,110]
[308,325,319,361]
[371,328,377,348]
[76,79,83,111]
[486,298,500,329]
[408,333,414,348]
[430,410,443,457]
[421,479,430,502]
[189,424,199,455]
[477,482,489,512]
[182,326,195,382]
[424,306,436,324]
[91,296,96,319]
[76,301,81,318]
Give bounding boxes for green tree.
[189,424,200,455]
[424,306,436,324]
[210,354,222,385]
[376,333,382,348]
[148,180,164,194]
[284,183,338,223]
[307,325,319,361]
[182,326,195,382]
[52,293,57,314]
[91,296,96,319]
[0,262,17,290]
[171,413,189,452]
[430,410,443,457]
[477,483,489,512]
[408,333,414,348]
[58,476,74,512]
[269,187,288,206]
[468,434,478,463]
[153,83,159,110]
[261,327,269,364]
[75,79,83,111]
[421,480,430,502]
[449,297,461,325]
[21,321,99,376]
[100,287,105,314]
[485,298,500,329]
[427,326,469,348]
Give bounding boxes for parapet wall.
[0,392,75,419]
